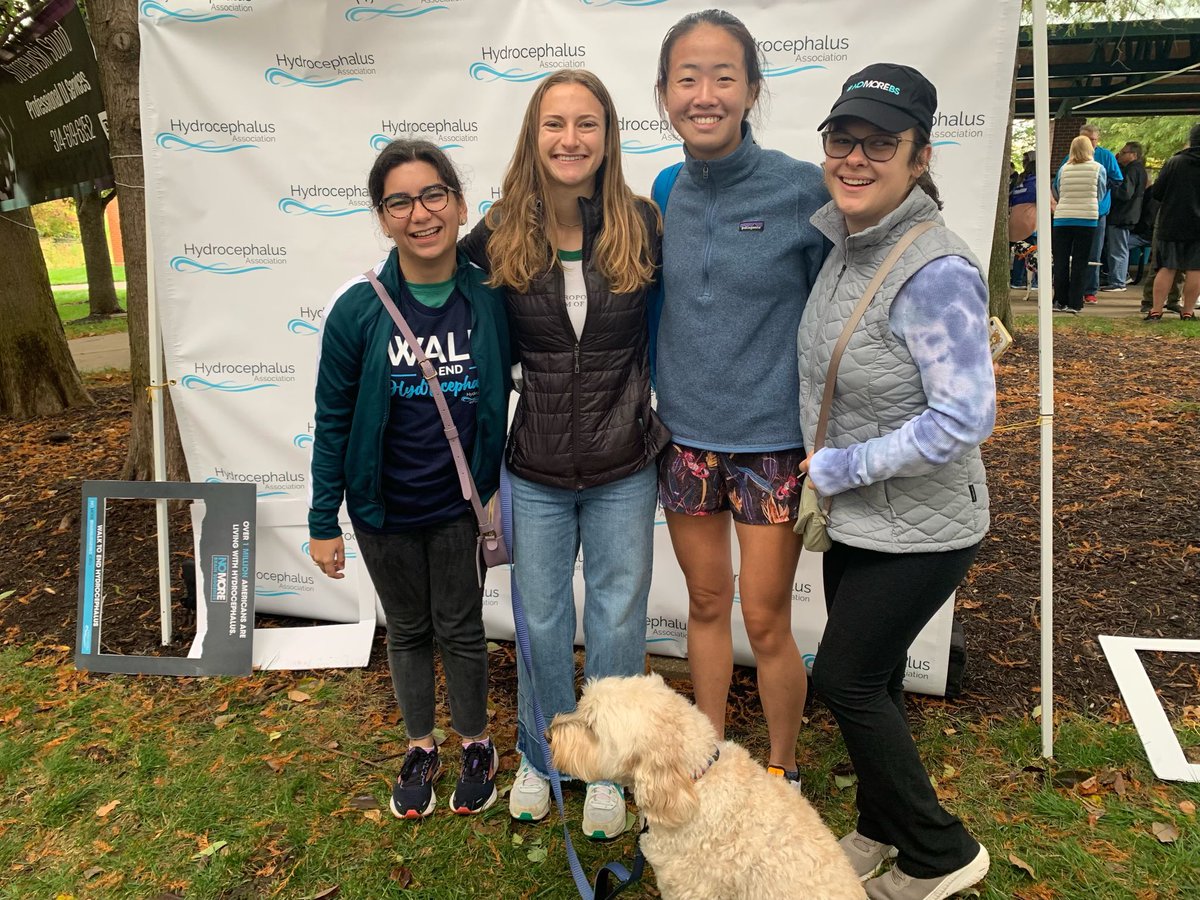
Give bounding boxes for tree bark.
[0,208,93,419]
[988,70,1017,334]
[78,190,122,317]
[86,0,187,481]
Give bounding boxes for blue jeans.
[1087,213,1106,294]
[1105,225,1130,286]
[510,465,657,775]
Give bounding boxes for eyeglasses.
[821,131,913,163]
[379,184,458,219]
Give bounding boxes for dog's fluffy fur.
[549,673,865,900]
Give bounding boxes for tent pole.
[146,223,173,646]
[1032,0,1055,759]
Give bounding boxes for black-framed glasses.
[379,184,457,219]
[821,131,912,163]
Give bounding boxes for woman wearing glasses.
[309,139,511,820]
[460,68,668,839]
[650,9,828,787]
[798,65,994,899]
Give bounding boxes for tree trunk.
[86,0,187,481]
[988,70,1017,334]
[0,208,93,419]
[78,191,121,317]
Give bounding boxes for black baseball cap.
[818,63,937,134]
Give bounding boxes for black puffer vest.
[462,191,670,489]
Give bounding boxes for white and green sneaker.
[582,781,627,840]
[508,754,550,822]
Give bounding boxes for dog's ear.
[631,749,699,829]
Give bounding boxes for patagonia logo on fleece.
[739,220,764,232]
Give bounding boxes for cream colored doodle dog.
[549,673,865,900]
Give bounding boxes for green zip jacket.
[308,248,512,540]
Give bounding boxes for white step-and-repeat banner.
[140,0,1020,691]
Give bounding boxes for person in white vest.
[797,63,995,900]
[1050,135,1107,314]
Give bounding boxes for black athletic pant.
[1051,224,1095,311]
[812,540,982,880]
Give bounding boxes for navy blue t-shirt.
[360,282,479,532]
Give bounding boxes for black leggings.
[811,540,981,879]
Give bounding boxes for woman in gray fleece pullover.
[651,9,829,784]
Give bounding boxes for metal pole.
[146,224,173,645]
[1032,0,1055,759]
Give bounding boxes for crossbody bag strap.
[363,270,498,546]
[813,220,938,449]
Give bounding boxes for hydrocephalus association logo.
[930,109,988,147]
[470,42,586,83]
[169,241,286,275]
[140,1,241,24]
[182,361,297,392]
[371,117,479,151]
[207,467,304,497]
[288,305,323,336]
[279,183,372,217]
[618,116,680,155]
[344,2,452,22]
[156,118,276,152]
[756,34,850,78]
[265,52,376,89]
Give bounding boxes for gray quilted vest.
[797,189,989,552]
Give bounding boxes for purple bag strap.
[363,269,501,552]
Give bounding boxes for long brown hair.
[485,68,658,295]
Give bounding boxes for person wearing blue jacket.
[1077,123,1123,302]
[309,140,511,821]
[651,9,829,787]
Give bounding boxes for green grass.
[49,264,127,286]
[1,646,1197,899]
[1014,312,1200,338]
[53,287,128,340]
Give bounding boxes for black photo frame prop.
[76,480,256,676]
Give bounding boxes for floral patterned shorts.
[657,442,805,525]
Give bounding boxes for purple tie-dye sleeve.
[807,255,996,497]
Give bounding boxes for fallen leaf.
[95,800,121,818]
[486,641,501,652]
[191,840,229,860]
[0,590,15,601]
[511,832,524,846]
[390,867,413,888]
[287,690,311,703]
[268,731,283,742]
[1151,822,1180,843]
[302,888,339,900]
[363,809,382,823]
[833,773,858,790]
[349,795,379,810]
[527,846,548,863]
[1008,853,1036,878]
[216,701,229,713]
[1113,772,1127,797]
[83,866,103,880]
[1180,800,1196,816]
[214,714,235,729]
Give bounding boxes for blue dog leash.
[498,466,645,900]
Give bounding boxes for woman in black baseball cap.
[798,63,995,899]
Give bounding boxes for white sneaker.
[840,831,899,881]
[508,754,550,822]
[865,844,990,900]
[582,780,627,840]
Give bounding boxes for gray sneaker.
[840,831,898,881]
[582,780,627,840]
[865,844,990,900]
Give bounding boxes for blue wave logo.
[293,433,314,449]
[156,132,256,153]
[278,198,371,217]
[264,67,362,89]
[183,376,278,392]
[205,476,286,497]
[932,140,961,147]
[468,62,550,84]
[256,588,299,597]
[645,636,680,644]
[802,652,817,670]
[170,256,270,275]
[301,540,357,560]
[763,64,826,78]
[345,3,446,21]
[477,200,494,216]
[141,1,237,22]
[580,0,669,5]
[369,133,460,152]
[288,319,320,335]
[621,139,682,155]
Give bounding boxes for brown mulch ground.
[1,327,1197,728]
